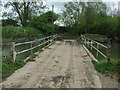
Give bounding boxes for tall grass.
[2,27,44,43]
[92,59,120,82]
[1,56,26,79]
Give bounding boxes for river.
[86,42,120,60]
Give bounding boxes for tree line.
[2,0,120,40]
[61,1,120,40]
[2,1,59,36]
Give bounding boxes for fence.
[81,35,111,63]
[12,35,57,61]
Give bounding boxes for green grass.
[2,26,44,43]
[1,53,38,79]
[92,59,120,82]
[27,54,38,62]
[1,56,26,79]
[84,34,108,42]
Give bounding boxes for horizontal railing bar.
[81,35,108,59]
[92,40,108,48]
[17,40,51,55]
[92,45,107,58]
[16,38,56,55]
[81,35,108,49]
[15,35,55,46]
[15,41,34,46]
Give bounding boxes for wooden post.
[107,45,111,64]
[12,42,16,62]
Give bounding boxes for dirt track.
[1,41,102,88]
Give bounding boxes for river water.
[2,44,42,60]
[86,42,120,60]
[2,42,120,61]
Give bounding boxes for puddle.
[52,76,70,85]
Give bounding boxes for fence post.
[12,42,16,62]
[107,45,111,64]
[91,40,93,50]
[48,36,50,44]
[31,42,33,54]
[96,43,99,57]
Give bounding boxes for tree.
[61,1,107,35]
[3,1,46,26]
[30,11,59,35]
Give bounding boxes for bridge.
[1,35,112,88]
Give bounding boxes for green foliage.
[61,33,80,39]
[2,27,44,43]
[27,54,38,62]
[89,17,118,36]
[2,19,18,26]
[84,34,108,42]
[1,57,26,79]
[4,2,46,26]
[61,1,119,39]
[30,11,59,35]
[92,59,120,82]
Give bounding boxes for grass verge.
[92,59,120,82]
[1,57,26,79]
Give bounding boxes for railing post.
[12,42,16,62]
[49,36,50,44]
[31,42,33,54]
[91,40,93,50]
[96,43,99,57]
[107,45,111,64]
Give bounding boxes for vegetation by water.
[1,53,39,79]
[1,41,54,79]
[84,34,109,43]
[92,59,120,82]
[2,27,44,43]
[1,56,26,79]
[61,2,120,40]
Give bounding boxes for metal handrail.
[81,35,110,62]
[12,35,57,61]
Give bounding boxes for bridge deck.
[2,41,102,88]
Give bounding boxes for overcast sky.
[46,0,119,14]
[0,0,120,20]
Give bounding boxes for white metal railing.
[12,35,57,61]
[81,35,111,62]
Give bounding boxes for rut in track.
[1,41,102,88]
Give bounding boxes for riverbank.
[2,27,44,43]
[84,34,109,43]
[1,41,55,79]
[92,59,120,82]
